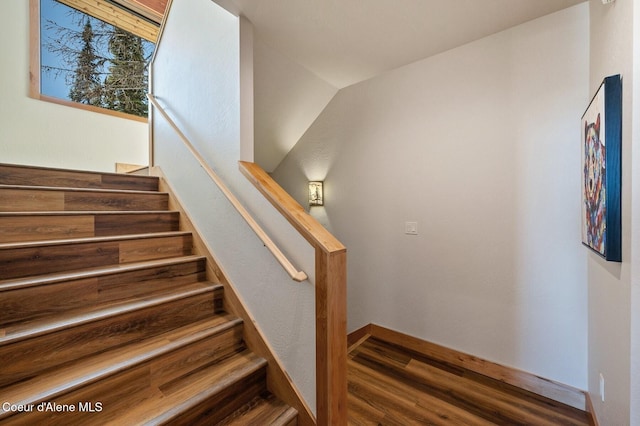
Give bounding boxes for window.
[30,0,159,120]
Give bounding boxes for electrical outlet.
[405,222,418,235]
[600,373,605,402]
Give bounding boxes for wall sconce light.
[309,181,324,206]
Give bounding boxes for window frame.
[29,0,157,122]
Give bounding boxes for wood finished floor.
[348,337,592,426]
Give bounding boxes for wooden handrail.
[147,93,308,283]
[239,162,345,253]
[239,161,348,426]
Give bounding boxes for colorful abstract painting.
[581,75,622,262]
[582,93,605,255]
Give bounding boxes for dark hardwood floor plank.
[348,393,386,426]
[349,356,495,426]
[355,341,580,425]
[348,336,591,426]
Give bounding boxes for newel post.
[315,247,348,425]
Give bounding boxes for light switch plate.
[405,222,418,235]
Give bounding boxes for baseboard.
[347,323,372,352]
[585,392,600,426]
[350,323,588,412]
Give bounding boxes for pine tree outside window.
[30,0,158,120]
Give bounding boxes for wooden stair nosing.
[0,315,244,420]
[0,255,207,292]
[0,282,221,345]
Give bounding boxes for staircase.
[0,163,298,425]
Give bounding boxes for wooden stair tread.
[217,393,298,426]
[0,281,220,344]
[0,255,206,292]
[0,315,242,420]
[103,350,267,425]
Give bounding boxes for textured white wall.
[588,1,634,425]
[0,1,148,172]
[273,4,589,390]
[150,0,317,413]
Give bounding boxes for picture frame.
[581,74,622,262]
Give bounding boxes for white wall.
[0,1,148,172]
[273,4,590,390]
[588,1,635,425]
[151,0,317,412]
[253,39,338,172]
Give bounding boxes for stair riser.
[0,188,168,212]
[152,325,245,390]
[0,234,193,280]
[0,259,210,327]
[1,278,96,327]
[221,395,299,426]
[162,369,267,426]
[0,291,219,388]
[0,325,246,425]
[0,213,180,243]
[0,164,159,191]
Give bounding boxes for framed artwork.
[581,74,622,262]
